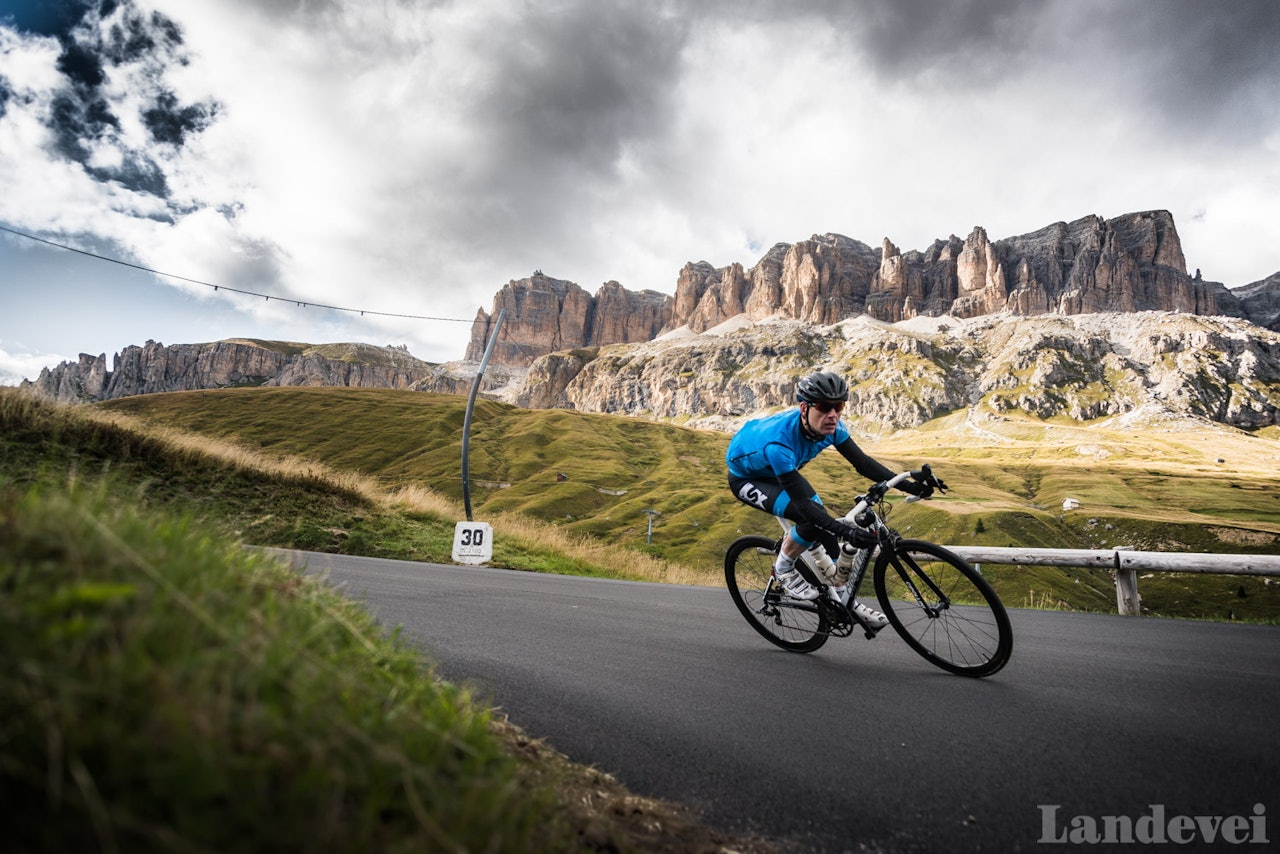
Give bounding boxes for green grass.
[97,387,752,575]
[3,380,1278,849]
[0,483,571,852]
[0,389,770,852]
[88,386,1280,620]
[0,387,677,582]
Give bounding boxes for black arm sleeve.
[835,437,922,494]
[834,437,894,482]
[776,470,862,540]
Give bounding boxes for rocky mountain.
[1236,271,1280,331]
[23,339,446,403]
[469,210,1278,368]
[497,311,1280,433]
[465,277,671,367]
[23,209,1280,433]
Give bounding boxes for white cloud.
[2,0,1278,371]
[0,342,70,387]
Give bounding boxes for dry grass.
[82,399,713,586]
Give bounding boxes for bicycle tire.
[873,539,1012,677]
[725,535,829,653]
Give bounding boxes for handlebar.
[845,464,948,522]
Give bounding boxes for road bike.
[724,466,1012,677]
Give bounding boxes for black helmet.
[796,370,849,404]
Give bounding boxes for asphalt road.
[283,551,1279,853]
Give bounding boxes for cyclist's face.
[803,401,842,435]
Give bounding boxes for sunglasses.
[807,401,845,414]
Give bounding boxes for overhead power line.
[0,224,473,323]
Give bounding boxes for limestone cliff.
[464,274,670,367]
[23,339,446,404]
[1236,272,1280,332]
[469,210,1271,367]
[497,312,1280,433]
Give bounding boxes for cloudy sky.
[2,0,1279,384]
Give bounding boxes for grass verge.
[0,479,773,853]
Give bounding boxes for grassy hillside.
[93,385,1280,620]
[0,387,772,852]
[3,382,1278,847]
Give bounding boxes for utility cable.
[0,224,472,323]
[4,223,721,536]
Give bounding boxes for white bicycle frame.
[774,470,922,607]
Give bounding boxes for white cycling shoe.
[773,567,819,601]
[851,599,889,629]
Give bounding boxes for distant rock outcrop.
[469,210,1271,367]
[26,209,1280,435]
[1236,272,1280,332]
[23,339,444,404]
[497,312,1280,433]
[464,274,671,367]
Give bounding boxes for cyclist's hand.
[909,464,947,497]
[835,521,877,549]
[899,477,931,499]
[898,478,923,496]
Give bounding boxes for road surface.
[284,551,1279,853]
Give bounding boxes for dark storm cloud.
[477,6,686,175]
[887,0,1275,141]
[5,0,218,198]
[1084,0,1280,140]
[48,88,117,159]
[55,36,105,85]
[424,2,690,261]
[688,0,1279,143]
[143,90,215,146]
[814,0,1035,73]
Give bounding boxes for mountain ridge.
[494,310,1280,435]
[467,209,1279,368]
[21,209,1280,434]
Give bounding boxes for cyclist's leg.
[728,473,830,551]
[729,475,819,598]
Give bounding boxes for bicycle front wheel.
[725,535,828,653]
[874,539,1012,677]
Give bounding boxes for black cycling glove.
[898,478,926,497]
[832,520,878,549]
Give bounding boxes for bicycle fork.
[886,552,951,618]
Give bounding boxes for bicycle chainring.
[817,598,855,637]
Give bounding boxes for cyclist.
[726,370,929,626]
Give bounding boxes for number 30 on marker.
[452,521,493,565]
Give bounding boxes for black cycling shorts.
[728,474,829,549]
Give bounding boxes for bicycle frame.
[772,468,934,635]
[726,465,1013,675]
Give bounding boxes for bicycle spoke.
[725,536,828,653]
[875,541,1012,676]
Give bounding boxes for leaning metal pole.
[462,307,505,522]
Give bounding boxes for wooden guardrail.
[942,546,1280,616]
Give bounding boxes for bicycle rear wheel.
[725,535,828,653]
[874,539,1012,676]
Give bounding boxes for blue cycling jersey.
[726,408,850,479]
